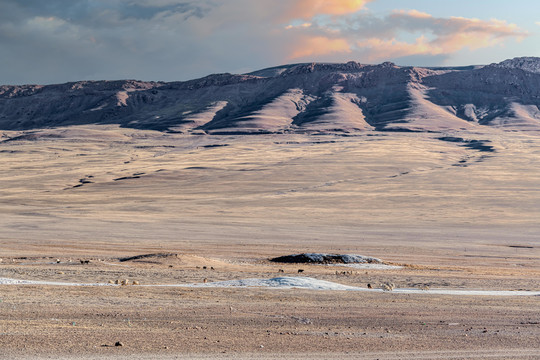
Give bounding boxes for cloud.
[0,0,532,84]
[403,10,432,19]
[290,36,352,59]
[0,1,221,84]
[284,0,371,20]
[375,11,527,58]
[287,9,528,63]
[285,23,313,30]
[356,36,441,61]
[389,10,526,40]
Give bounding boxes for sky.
[0,0,539,84]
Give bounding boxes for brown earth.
[0,126,539,359]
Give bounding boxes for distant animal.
[80,259,90,265]
[298,269,304,273]
[278,269,284,273]
[367,283,372,289]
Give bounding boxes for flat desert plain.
[0,126,539,359]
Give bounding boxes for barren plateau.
[0,124,539,359]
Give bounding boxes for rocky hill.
[1,57,539,133]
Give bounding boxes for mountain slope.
[1,57,539,133]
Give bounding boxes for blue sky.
[0,0,538,84]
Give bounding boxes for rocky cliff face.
[492,57,540,74]
[1,57,539,133]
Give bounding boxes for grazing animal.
[298,269,304,273]
[367,283,372,289]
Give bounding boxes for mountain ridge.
[1,57,539,133]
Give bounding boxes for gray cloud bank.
[0,0,528,85]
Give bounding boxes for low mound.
[270,253,382,264]
[118,253,178,262]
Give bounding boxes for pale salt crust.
[326,263,402,270]
[1,276,539,296]
[0,277,113,287]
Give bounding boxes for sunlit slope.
[1,57,539,133]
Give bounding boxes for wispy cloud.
[286,9,528,62]
[290,36,352,59]
[284,0,371,20]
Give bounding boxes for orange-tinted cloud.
[290,36,352,59]
[355,12,529,60]
[285,23,313,30]
[302,10,529,62]
[356,36,442,61]
[388,11,527,40]
[285,0,371,20]
[401,9,431,19]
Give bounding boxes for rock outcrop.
[1,57,539,133]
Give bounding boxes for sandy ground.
[0,126,539,359]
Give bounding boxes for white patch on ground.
[393,288,540,296]
[191,277,358,290]
[328,263,402,270]
[2,276,539,296]
[195,278,540,296]
[0,277,113,287]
